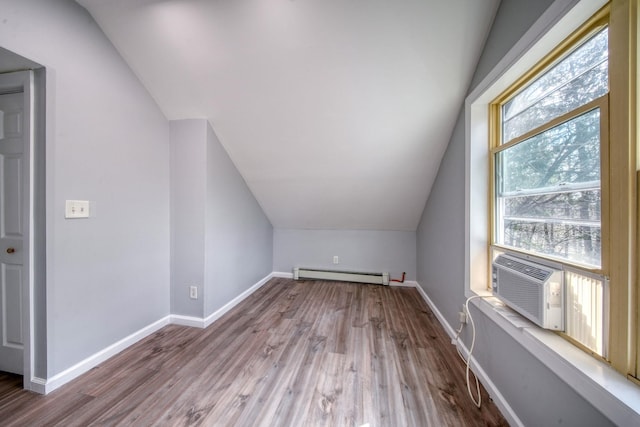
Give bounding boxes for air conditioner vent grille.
[494,255,551,282]
[496,268,543,322]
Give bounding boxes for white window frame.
[465,0,640,424]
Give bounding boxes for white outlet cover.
[65,200,90,218]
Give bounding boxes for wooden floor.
[0,278,507,426]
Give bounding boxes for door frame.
[0,70,35,391]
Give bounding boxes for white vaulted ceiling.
[77,0,499,231]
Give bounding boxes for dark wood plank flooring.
[0,278,508,426]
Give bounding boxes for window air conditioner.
[491,253,564,331]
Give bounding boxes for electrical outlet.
[333,256,339,264]
[190,286,198,300]
[458,310,467,324]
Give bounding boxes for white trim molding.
[201,273,274,328]
[42,316,171,394]
[413,282,524,427]
[35,274,431,396]
[271,271,293,279]
[389,280,418,288]
[170,314,205,328]
[25,376,46,395]
[38,272,279,394]
[0,70,38,394]
[172,272,278,328]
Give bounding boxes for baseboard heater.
[293,267,389,285]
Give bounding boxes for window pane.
[502,28,608,142]
[496,109,601,267]
[499,109,600,195]
[500,193,601,267]
[503,63,607,142]
[503,190,600,222]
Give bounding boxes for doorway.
[0,70,36,391]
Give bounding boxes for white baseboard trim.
[170,272,277,329]
[413,283,457,338]
[414,281,523,427]
[389,280,418,288]
[25,376,46,394]
[42,315,171,394]
[452,336,524,427]
[271,271,293,279]
[170,314,205,328]
[201,273,273,328]
[38,273,281,394]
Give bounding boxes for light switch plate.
[65,200,90,218]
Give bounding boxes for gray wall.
[0,0,171,376]
[170,120,207,317]
[274,229,416,280]
[203,122,273,316]
[170,119,273,318]
[416,0,612,425]
[1,0,273,382]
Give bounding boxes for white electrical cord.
[452,295,493,408]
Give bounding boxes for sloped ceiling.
[77,0,499,231]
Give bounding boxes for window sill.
[466,289,640,426]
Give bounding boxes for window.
[490,19,611,358]
[496,106,605,268]
[493,27,608,270]
[467,0,639,415]
[485,1,639,377]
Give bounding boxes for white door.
[0,91,25,375]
